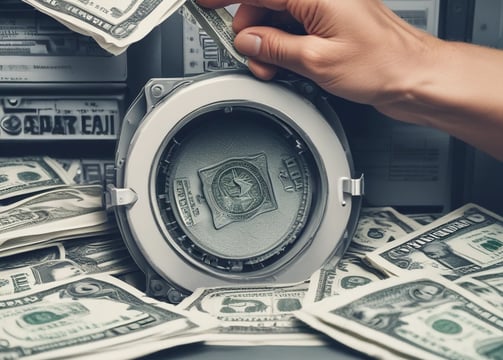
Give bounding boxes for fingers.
[197,0,289,12]
[233,4,270,33]
[234,4,299,33]
[247,59,279,80]
[196,0,321,80]
[196,0,241,8]
[235,26,313,77]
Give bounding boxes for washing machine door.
[106,71,363,303]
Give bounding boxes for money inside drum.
[155,106,320,273]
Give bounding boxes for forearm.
[377,37,503,161]
[198,0,503,161]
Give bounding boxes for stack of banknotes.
[179,204,503,359]
[1,156,501,359]
[0,157,219,359]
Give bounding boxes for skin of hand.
[197,0,436,107]
[196,0,503,161]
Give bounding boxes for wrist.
[375,38,503,161]
[373,33,445,125]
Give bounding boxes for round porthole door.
[106,71,363,303]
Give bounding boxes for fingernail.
[236,33,261,56]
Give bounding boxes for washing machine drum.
[107,71,363,303]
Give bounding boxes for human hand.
[196,0,503,162]
[196,0,440,109]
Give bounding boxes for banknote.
[305,207,418,303]
[366,203,503,280]
[406,212,442,226]
[22,0,186,55]
[0,185,113,253]
[62,235,135,274]
[293,310,412,360]
[64,331,209,360]
[349,206,422,257]
[0,234,136,296]
[455,267,503,311]
[0,274,214,360]
[178,281,327,345]
[1,224,115,259]
[0,242,64,264]
[304,254,386,304]
[297,274,503,360]
[183,0,248,67]
[23,0,247,67]
[0,157,72,201]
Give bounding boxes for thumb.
[235,26,312,78]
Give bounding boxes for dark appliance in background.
[0,0,127,186]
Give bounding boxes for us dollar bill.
[366,203,503,280]
[183,0,248,67]
[406,212,442,226]
[0,274,214,360]
[1,224,115,259]
[455,267,503,312]
[23,0,247,67]
[0,234,137,296]
[61,235,136,274]
[22,0,186,55]
[178,281,327,345]
[305,255,386,304]
[305,207,420,303]
[0,242,64,262]
[0,185,113,253]
[297,274,503,360]
[349,207,422,257]
[0,157,72,201]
